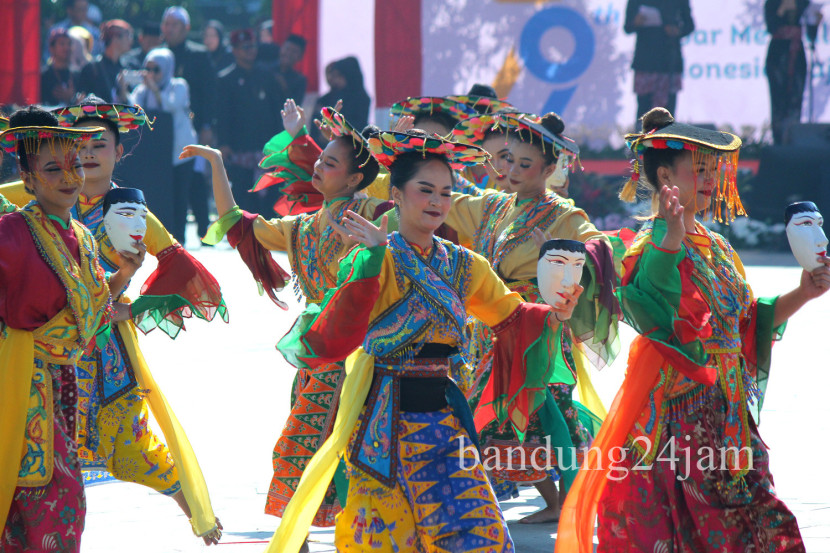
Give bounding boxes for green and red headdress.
[446,94,514,115]
[389,96,478,128]
[318,106,374,168]
[53,103,152,133]
[622,116,743,223]
[0,116,7,133]
[0,125,103,155]
[499,112,580,158]
[450,109,528,145]
[367,129,489,170]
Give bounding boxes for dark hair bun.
[361,124,380,139]
[539,112,565,135]
[641,107,674,133]
[10,105,59,128]
[78,94,107,107]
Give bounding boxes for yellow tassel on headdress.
[620,178,638,203]
[620,158,639,202]
[694,148,744,223]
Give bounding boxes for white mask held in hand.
[785,201,827,272]
[537,238,586,319]
[103,187,148,254]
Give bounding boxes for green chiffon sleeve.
[616,219,709,366]
[202,206,243,245]
[278,245,386,370]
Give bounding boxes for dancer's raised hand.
[394,115,415,133]
[327,209,388,248]
[281,98,306,138]
[658,185,685,251]
[313,99,344,141]
[179,144,222,164]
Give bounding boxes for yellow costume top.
[445,190,611,281]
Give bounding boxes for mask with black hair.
[785,201,827,272]
[537,238,585,314]
[103,187,148,254]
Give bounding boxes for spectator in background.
[256,19,281,72]
[129,48,200,243]
[624,0,694,125]
[47,0,102,60]
[41,28,79,106]
[78,19,133,102]
[161,6,216,144]
[68,25,94,71]
[216,29,285,213]
[122,22,163,70]
[275,34,307,104]
[765,0,815,144]
[311,56,370,144]
[203,20,234,74]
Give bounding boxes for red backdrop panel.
[272,0,320,91]
[0,0,40,105]
[374,0,421,106]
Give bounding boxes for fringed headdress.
[367,130,489,170]
[389,96,478,135]
[622,117,743,223]
[451,111,516,145]
[446,94,514,115]
[318,106,374,168]
[0,125,104,187]
[506,112,581,187]
[53,102,153,132]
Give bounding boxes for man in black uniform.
[275,34,308,104]
[41,28,79,106]
[216,28,285,213]
[122,21,163,70]
[77,19,133,102]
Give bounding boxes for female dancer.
[191,100,384,529]
[0,97,225,543]
[445,112,620,523]
[452,112,515,190]
[0,106,138,552]
[267,129,582,552]
[557,107,830,552]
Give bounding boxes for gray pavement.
[79,242,830,552]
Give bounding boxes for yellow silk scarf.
[265,348,374,553]
[0,329,35,532]
[117,319,217,536]
[573,343,607,420]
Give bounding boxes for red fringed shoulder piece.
[135,244,229,337]
[227,211,290,310]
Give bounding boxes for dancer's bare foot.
[201,518,223,545]
[171,490,222,544]
[518,506,560,524]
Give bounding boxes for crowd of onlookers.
[38,0,372,242]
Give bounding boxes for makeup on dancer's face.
[28,143,84,216]
[76,123,118,179]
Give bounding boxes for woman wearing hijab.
[311,56,370,143]
[202,20,234,74]
[129,47,199,242]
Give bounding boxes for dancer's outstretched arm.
[179,145,235,217]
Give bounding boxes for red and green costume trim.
[130,244,229,339]
[253,126,324,216]
[202,206,291,310]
